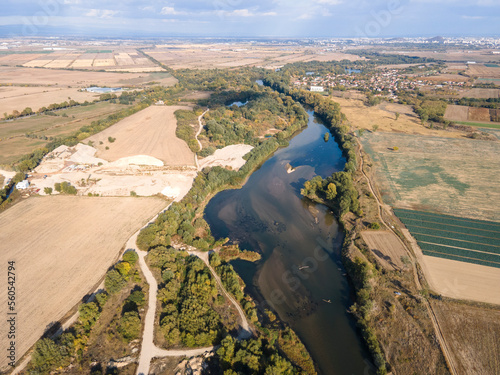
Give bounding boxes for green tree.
[44,187,53,195]
[395,112,400,120]
[118,311,141,341]
[326,183,337,201]
[105,269,126,294]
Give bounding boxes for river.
[204,110,372,374]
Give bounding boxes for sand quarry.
[1,103,256,368]
[30,105,253,199]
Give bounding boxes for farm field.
[360,230,407,270]
[336,97,465,138]
[0,195,167,370]
[0,66,176,88]
[361,132,500,221]
[394,209,500,269]
[1,49,163,71]
[0,102,130,165]
[453,121,500,129]
[467,64,500,79]
[458,88,500,99]
[431,300,500,374]
[0,86,100,118]
[143,44,362,70]
[444,104,500,123]
[86,105,196,167]
[396,50,500,63]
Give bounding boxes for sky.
[1,0,499,38]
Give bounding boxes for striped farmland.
[394,208,500,269]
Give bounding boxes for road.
[356,140,459,375]
[132,204,216,375]
[187,250,252,340]
[194,109,209,171]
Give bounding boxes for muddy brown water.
[205,111,373,374]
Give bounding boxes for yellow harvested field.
[0,66,175,88]
[44,59,73,69]
[94,59,116,67]
[23,59,51,67]
[0,53,47,65]
[431,300,500,374]
[334,97,465,138]
[361,230,406,270]
[144,45,362,70]
[0,195,167,370]
[421,255,500,305]
[467,64,500,78]
[0,86,99,116]
[108,67,166,73]
[86,105,196,166]
[70,59,94,68]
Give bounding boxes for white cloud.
[314,0,343,4]
[160,6,177,15]
[222,9,277,17]
[85,9,117,19]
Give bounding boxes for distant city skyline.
[1,0,499,38]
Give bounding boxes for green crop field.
[0,101,129,165]
[454,121,500,130]
[361,132,500,222]
[395,208,500,268]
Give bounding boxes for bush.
[118,311,141,341]
[370,222,381,230]
[108,136,116,143]
[105,269,127,294]
[44,187,53,195]
[123,250,139,265]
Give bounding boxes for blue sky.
[1,0,499,38]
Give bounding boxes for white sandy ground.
[199,144,254,171]
[0,169,16,187]
[31,142,252,198]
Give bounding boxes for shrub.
[123,250,139,265]
[108,136,116,143]
[105,269,127,294]
[370,222,381,230]
[44,187,53,195]
[118,311,141,341]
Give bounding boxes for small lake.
[227,100,248,107]
[205,111,372,374]
[345,68,362,74]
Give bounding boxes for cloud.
[85,9,117,19]
[222,8,277,17]
[314,0,343,4]
[160,6,178,15]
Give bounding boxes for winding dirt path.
[194,109,209,171]
[356,140,459,375]
[187,250,252,340]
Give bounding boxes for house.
[16,180,29,190]
[310,86,325,92]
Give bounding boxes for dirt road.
[195,109,209,170]
[187,250,252,340]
